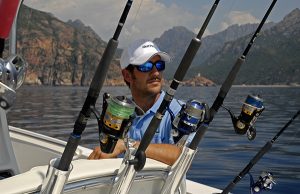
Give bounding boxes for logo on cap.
[142,44,154,48]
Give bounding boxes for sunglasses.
[133,60,165,72]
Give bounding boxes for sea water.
[7,86,300,194]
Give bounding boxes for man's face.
[125,55,164,97]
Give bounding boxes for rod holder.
[161,146,197,194]
[109,138,137,194]
[40,158,73,194]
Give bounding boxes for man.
[88,39,182,165]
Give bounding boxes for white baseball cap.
[120,39,171,69]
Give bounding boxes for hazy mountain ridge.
[4,5,299,86]
[154,23,274,79]
[194,8,300,85]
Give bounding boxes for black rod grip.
[58,134,81,171]
[57,38,118,171]
[136,115,163,154]
[210,57,245,118]
[89,39,118,95]
[132,0,220,172]
[189,124,208,150]
[57,0,133,171]
[174,38,201,81]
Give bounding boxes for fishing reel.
[0,55,27,110]
[0,55,27,90]
[95,93,135,153]
[171,99,209,143]
[250,172,276,193]
[222,94,264,141]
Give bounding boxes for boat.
[1,0,287,193]
[0,126,221,194]
[0,0,222,193]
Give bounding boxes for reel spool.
[172,99,209,143]
[98,93,135,153]
[224,94,264,140]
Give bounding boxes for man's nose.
[150,65,160,75]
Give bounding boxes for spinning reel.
[250,171,276,193]
[223,95,264,140]
[94,93,135,153]
[171,99,209,143]
[0,55,27,110]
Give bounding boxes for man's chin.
[146,84,162,94]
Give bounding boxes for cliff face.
[10,5,297,86]
[16,5,123,86]
[154,23,274,79]
[12,5,212,86]
[196,8,300,85]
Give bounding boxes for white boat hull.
[0,126,222,194]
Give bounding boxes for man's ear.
[122,69,131,83]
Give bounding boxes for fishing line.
[122,0,143,44]
[132,0,143,25]
[245,117,300,194]
[133,0,222,172]
[221,110,300,194]
[57,0,134,172]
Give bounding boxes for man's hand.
[87,139,182,166]
[88,139,126,160]
[88,146,115,159]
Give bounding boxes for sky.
[24,0,300,48]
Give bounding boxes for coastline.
[231,84,300,87]
[21,83,300,87]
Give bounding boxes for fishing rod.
[188,0,278,151]
[133,0,221,172]
[157,1,223,193]
[221,110,300,194]
[160,1,278,191]
[0,0,26,178]
[40,1,134,193]
[57,0,133,172]
[107,1,220,194]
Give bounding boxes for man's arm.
[140,143,182,166]
[88,140,182,166]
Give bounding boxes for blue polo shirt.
[127,91,182,144]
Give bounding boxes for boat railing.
[0,87,19,178]
[0,0,25,179]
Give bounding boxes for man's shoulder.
[160,90,184,112]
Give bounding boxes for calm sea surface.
[7,86,300,194]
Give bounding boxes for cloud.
[220,11,260,30]
[24,0,203,47]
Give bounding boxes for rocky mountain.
[154,23,274,79]
[193,8,300,85]
[8,5,213,86]
[13,5,123,86]
[4,5,298,86]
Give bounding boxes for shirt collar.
[133,90,165,116]
[148,90,165,114]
